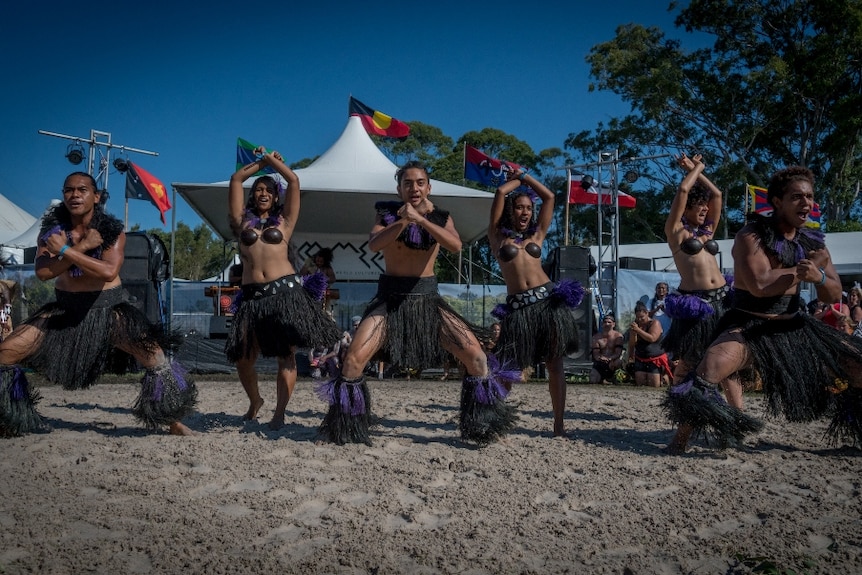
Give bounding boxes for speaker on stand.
[550,246,595,365]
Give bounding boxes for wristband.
[517,173,527,182]
[817,268,826,286]
[57,244,69,260]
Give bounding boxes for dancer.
[662,153,731,379]
[317,160,517,446]
[226,147,341,430]
[0,172,196,437]
[661,154,745,448]
[488,169,583,436]
[664,166,862,453]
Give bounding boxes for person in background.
[488,168,583,437]
[627,301,673,387]
[648,282,672,335]
[847,286,862,338]
[300,248,337,286]
[226,146,341,430]
[317,160,517,446]
[814,292,854,335]
[0,172,196,437]
[590,314,624,385]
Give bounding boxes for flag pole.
[564,169,571,246]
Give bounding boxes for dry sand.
[1,376,860,574]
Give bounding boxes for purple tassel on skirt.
[491,303,509,319]
[551,279,585,308]
[665,292,715,320]
[459,355,518,445]
[229,291,243,315]
[316,376,374,445]
[132,361,197,429]
[302,271,329,302]
[1,365,45,436]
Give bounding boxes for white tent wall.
[0,192,37,244]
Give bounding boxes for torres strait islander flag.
[464,145,524,188]
[349,97,410,139]
[747,184,821,229]
[569,177,636,208]
[125,161,171,225]
[236,137,275,175]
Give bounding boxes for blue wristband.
[57,244,69,260]
[817,268,826,285]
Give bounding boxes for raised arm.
[228,153,266,233]
[665,153,706,239]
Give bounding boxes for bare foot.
[665,425,693,455]
[243,397,264,420]
[267,414,285,431]
[169,422,196,436]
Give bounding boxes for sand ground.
[1,377,860,574]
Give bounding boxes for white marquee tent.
[0,193,39,264]
[173,116,494,280]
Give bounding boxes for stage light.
[580,174,594,190]
[624,169,639,183]
[65,142,85,165]
[113,157,129,173]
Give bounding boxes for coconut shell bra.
[680,237,719,256]
[240,227,284,246]
[498,242,542,262]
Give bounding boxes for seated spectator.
[626,301,673,387]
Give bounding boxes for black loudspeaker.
[121,233,152,281]
[120,232,169,282]
[555,245,592,270]
[209,315,232,339]
[619,256,652,271]
[554,264,593,361]
[124,280,163,325]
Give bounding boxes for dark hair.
[395,160,429,184]
[64,171,106,205]
[245,175,283,215]
[634,301,648,314]
[497,191,537,232]
[685,182,711,210]
[314,247,333,266]
[767,166,814,206]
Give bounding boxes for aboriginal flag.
[349,97,410,139]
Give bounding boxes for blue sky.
[1,1,691,233]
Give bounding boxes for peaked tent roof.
[0,192,38,244]
[173,116,494,243]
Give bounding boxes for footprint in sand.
[288,499,330,526]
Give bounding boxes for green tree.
[148,222,233,280]
[579,0,862,233]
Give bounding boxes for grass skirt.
[132,361,197,429]
[662,285,729,365]
[315,376,375,445]
[226,275,342,361]
[494,280,583,369]
[361,275,483,371]
[23,287,168,390]
[665,310,862,447]
[458,356,520,445]
[0,366,45,436]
